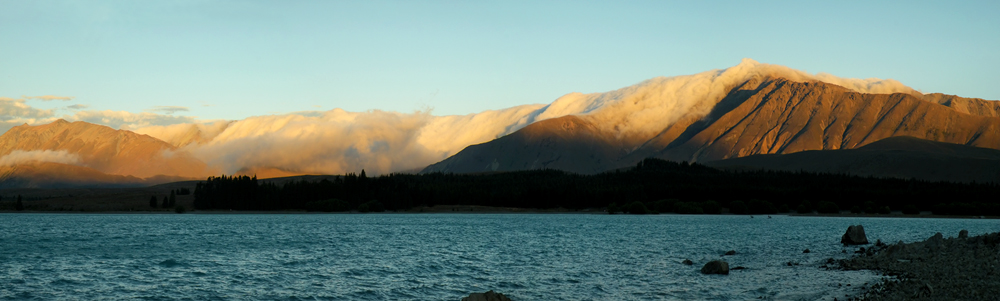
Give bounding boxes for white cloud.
[0,97,56,119]
[0,97,60,133]
[0,150,81,166]
[184,110,439,175]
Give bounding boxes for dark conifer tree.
[15,195,24,211]
[188,157,1000,215]
[169,190,177,207]
[150,195,158,208]
[162,196,169,208]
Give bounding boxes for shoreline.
[841,229,1000,300]
[2,207,997,219]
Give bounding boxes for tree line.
[191,158,1000,216]
[150,188,189,213]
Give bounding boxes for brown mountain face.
[424,77,1000,182]
[656,78,1000,163]
[705,136,1000,184]
[0,120,214,186]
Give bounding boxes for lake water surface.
[1,213,997,300]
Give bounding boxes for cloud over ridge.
[1,59,924,177]
[128,59,918,176]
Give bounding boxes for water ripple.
[1,213,997,300]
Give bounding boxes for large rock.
[841,225,869,245]
[462,290,512,301]
[700,260,730,275]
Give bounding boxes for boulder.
[724,250,736,256]
[803,249,810,253]
[926,232,944,249]
[462,290,512,301]
[682,259,693,265]
[701,260,730,275]
[841,225,869,245]
[959,229,969,239]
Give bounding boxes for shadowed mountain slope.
[423,116,624,174]
[424,77,1000,181]
[705,136,1000,184]
[0,162,151,188]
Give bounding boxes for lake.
[1,213,997,300]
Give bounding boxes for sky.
[2,0,998,127]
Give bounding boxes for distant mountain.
[705,136,1000,184]
[0,120,213,188]
[424,77,1000,181]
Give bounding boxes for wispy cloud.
[0,96,59,134]
[0,96,57,119]
[24,95,74,101]
[0,95,201,134]
[69,110,197,130]
[146,106,190,114]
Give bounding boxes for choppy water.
[0,213,997,300]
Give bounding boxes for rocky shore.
[841,230,1000,300]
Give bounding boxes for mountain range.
[423,77,1000,179]
[1,59,998,187]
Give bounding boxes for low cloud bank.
[148,59,917,176]
[0,150,81,166]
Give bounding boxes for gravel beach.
[841,230,1000,300]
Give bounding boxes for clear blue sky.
[1,0,997,122]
